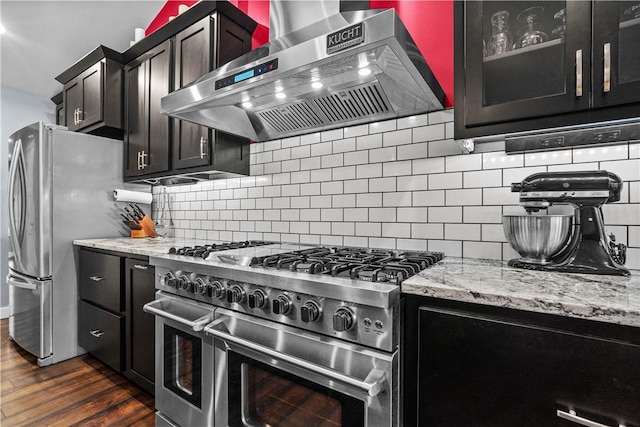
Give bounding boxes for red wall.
[147,0,453,107]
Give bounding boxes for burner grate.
[252,246,444,284]
[169,241,273,259]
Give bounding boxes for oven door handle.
[205,318,387,397]
[143,300,212,332]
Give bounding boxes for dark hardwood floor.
[0,319,155,426]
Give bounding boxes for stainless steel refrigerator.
[7,122,128,366]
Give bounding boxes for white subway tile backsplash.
[369,120,396,134]
[344,124,369,138]
[397,175,428,191]
[398,142,429,161]
[383,129,412,147]
[428,139,463,157]
[357,134,383,150]
[600,159,640,181]
[321,129,344,142]
[356,222,382,237]
[291,145,311,159]
[383,160,413,177]
[370,147,397,163]
[413,157,445,174]
[413,190,445,207]
[463,241,502,260]
[331,166,356,181]
[446,154,482,172]
[483,187,517,206]
[412,223,443,239]
[397,114,429,130]
[573,144,628,163]
[429,172,462,190]
[446,189,482,206]
[413,124,445,142]
[464,206,503,224]
[525,150,572,166]
[370,207,396,222]
[166,111,638,263]
[333,138,356,153]
[429,206,462,223]
[464,170,502,188]
[481,224,507,242]
[382,223,411,238]
[383,192,412,207]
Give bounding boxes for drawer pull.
[89,329,105,338]
[133,264,149,270]
[603,42,611,93]
[576,49,583,97]
[557,409,621,427]
[89,276,104,282]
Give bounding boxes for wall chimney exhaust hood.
[161,0,445,142]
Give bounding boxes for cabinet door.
[124,259,155,393]
[63,80,82,131]
[79,61,104,130]
[416,306,640,426]
[173,16,213,170]
[124,40,171,178]
[463,1,591,127]
[124,59,146,178]
[592,1,640,108]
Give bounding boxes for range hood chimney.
[161,0,445,142]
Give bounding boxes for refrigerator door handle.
[8,138,25,271]
[6,274,38,290]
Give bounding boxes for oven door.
[143,291,215,427]
[205,308,398,427]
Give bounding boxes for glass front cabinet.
[454,0,640,140]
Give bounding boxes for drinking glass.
[552,8,566,38]
[514,6,548,49]
[487,10,513,56]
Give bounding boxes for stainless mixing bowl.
[503,214,573,263]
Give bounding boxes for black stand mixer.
[508,171,630,276]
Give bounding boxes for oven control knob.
[194,278,209,295]
[227,284,246,304]
[248,289,267,309]
[301,301,321,323]
[333,307,354,332]
[179,275,193,292]
[211,280,225,299]
[164,273,177,287]
[272,295,292,315]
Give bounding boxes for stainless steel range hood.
[161,0,445,142]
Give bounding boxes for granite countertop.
[73,237,209,257]
[402,257,640,328]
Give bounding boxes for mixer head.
[510,170,623,211]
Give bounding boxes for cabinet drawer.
[79,249,123,312]
[78,300,124,371]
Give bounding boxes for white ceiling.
[0,1,165,99]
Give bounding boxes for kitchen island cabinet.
[403,296,640,427]
[76,247,155,394]
[402,257,640,427]
[454,0,640,141]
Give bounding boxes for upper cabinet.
[122,2,255,183]
[454,1,640,141]
[55,46,124,139]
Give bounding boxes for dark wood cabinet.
[122,2,256,183]
[124,40,172,178]
[77,248,156,393]
[56,46,123,139]
[403,295,640,427]
[455,0,640,140]
[51,92,64,126]
[124,258,156,394]
[172,13,252,171]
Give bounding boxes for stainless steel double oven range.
[145,241,443,427]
